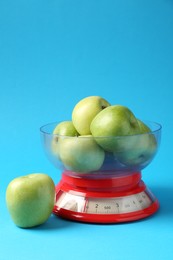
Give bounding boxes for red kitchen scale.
[53,171,159,223]
[40,121,161,224]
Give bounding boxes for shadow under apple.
[33,214,72,231]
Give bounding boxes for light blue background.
[0,0,173,259]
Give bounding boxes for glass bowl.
[40,121,161,179]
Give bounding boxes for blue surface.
[0,0,173,259]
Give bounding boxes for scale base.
[53,172,159,224]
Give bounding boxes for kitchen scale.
[40,121,161,224]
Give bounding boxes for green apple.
[90,105,141,152]
[115,119,157,166]
[137,119,151,133]
[58,135,105,173]
[6,173,55,228]
[72,96,111,135]
[51,121,79,156]
[53,121,79,136]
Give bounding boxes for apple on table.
[6,173,55,228]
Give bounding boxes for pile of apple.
[52,96,157,173]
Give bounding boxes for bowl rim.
[40,120,162,138]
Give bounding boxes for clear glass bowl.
[40,121,161,178]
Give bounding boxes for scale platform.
[53,171,159,223]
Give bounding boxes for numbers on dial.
[85,192,152,214]
[56,191,153,214]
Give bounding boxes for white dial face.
[85,192,152,214]
[55,191,153,215]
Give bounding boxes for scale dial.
[53,173,159,223]
[55,190,153,215]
